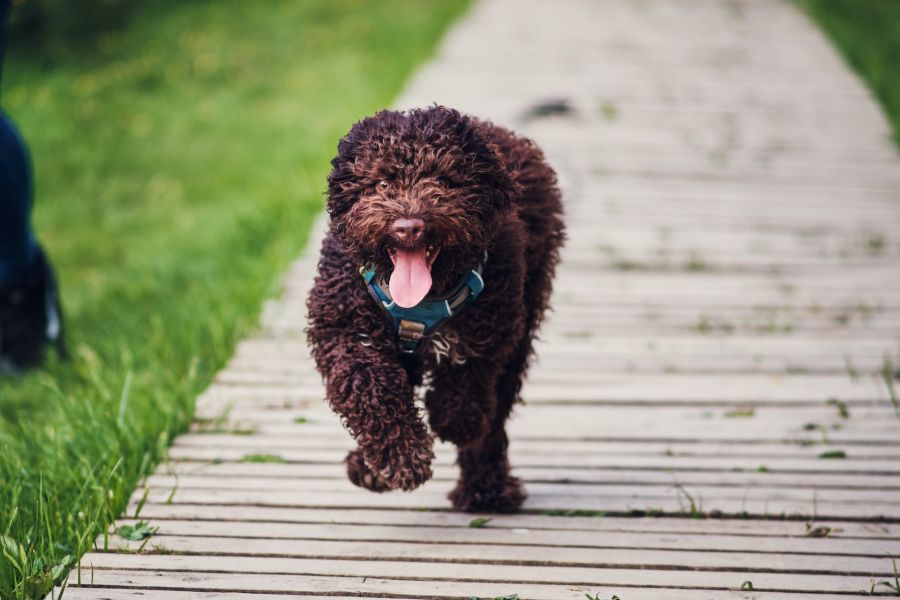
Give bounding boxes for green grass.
[818,450,848,460]
[797,0,900,147]
[877,558,900,595]
[113,521,157,542]
[0,1,469,597]
[239,454,286,464]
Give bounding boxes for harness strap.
[360,253,486,353]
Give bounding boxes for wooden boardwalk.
[59,0,900,598]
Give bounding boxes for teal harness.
[360,255,486,353]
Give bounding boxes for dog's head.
[327,105,516,308]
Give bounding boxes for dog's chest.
[356,325,475,366]
[429,329,470,366]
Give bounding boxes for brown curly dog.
[307,105,564,512]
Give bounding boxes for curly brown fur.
[307,105,564,512]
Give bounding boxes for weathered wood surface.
[57,0,900,598]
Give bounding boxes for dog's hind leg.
[448,417,526,513]
[425,359,496,449]
[440,341,527,513]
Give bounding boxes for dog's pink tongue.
[389,248,432,308]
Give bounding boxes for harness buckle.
[397,319,426,353]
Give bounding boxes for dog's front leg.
[321,341,434,492]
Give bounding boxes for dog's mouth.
[387,245,440,308]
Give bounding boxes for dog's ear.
[432,106,521,214]
[326,110,400,220]
[481,140,520,213]
[326,129,363,220]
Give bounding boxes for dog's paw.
[379,438,435,491]
[355,434,435,492]
[449,474,526,513]
[345,449,391,492]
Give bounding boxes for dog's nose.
[392,218,426,243]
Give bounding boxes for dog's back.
[476,119,565,347]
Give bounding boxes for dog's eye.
[376,179,390,192]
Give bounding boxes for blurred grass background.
[0,1,468,597]
[798,0,900,147]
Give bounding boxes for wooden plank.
[231,336,900,357]
[183,409,900,446]
[162,446,900,477]
[213,371,892,401]
[106,518,900,555]
[75,554,884,595]
[158,461,900,491]
[128,487,900,520]
[98,538,898,576]
[54,592,409,600]
[168,436,900,460]
[203,375,896,403]
[123,504,900,538]
[52,577,878,600]
[209,420,900,444]
[208,386,897,409]
[140,475,900,507]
